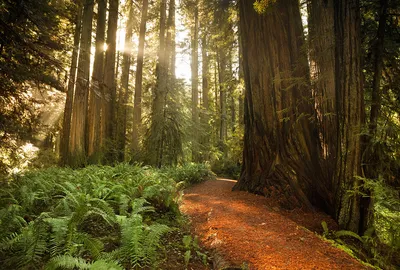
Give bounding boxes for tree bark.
[101,0,119,162]
[218,50,227,150]
[60,1,82,166]
[166,0,176,78]
[116,0,134,162]
[191,2,199,161]
[131,0,149,155]
[233,0,321,210]
[333,0,364,232]
[308,0,336,211]
[200,24,210,159]
[369,0,388,136]
[69,0,94,167]
[147,0,167,167]
[88,0,106,163]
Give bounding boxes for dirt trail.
[180,178,368,270]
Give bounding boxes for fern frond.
[90,259,124,270]
[45,255,90,270]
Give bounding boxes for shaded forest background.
[0,0,399,268]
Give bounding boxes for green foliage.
[0,163,213,269]
[181,235,208,268]
[322,176,400,270]
[253,0,277,14]
[162,163,215,187]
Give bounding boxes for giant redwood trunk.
[333,0,364,232]
[233,0,324,209]
[308,0,365,232]
[308,0,336,211]
[69,0,94,167]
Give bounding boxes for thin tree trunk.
[191,2,199,161]
[218,50,227,148]
[238,30,244,128]
[228,53,235,134]
[69,0,94,167]
[369,0,388,136]
[61,1,82,165]
[147,0,167,167]
[166,0,176,78]
[88,0,106,163]
[201,26,210,159]
[116,0,134,162]
[102,0,119,163]
[131,0,149,155]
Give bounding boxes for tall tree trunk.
[369,0,388,136]
[166,0,176,78]
[228,53,236,134]
[61,1,82,165]
[233,0,323,210]
[116,0,134,162]
[308,0,336,209]
[102,0,119,163]
[132,0,149,155]
[147,0,167,167]
[200,25,210,158]
[218,50,227,150]
[69,0,94,167]
[238,29,244,128]
[333,0,364,232]
[88,0,106,163]
[191,2,199,161]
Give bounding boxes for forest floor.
[180,178,370,270]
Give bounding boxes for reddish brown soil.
[180,178,369,270]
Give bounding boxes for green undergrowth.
[0,163,214,269]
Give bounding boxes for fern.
[112,214,171,268]
[45,255,90,270]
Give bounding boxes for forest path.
[180,178,368,270]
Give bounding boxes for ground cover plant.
[0,163,214,269]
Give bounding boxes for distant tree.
[87,0,107,163]
[145,0,168,167]
[116,0,135,162]
[190,1,199,161]
[61,1,83,166]
[102,0,119,162]
[69,0,94,167]
[132,0,149,155]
